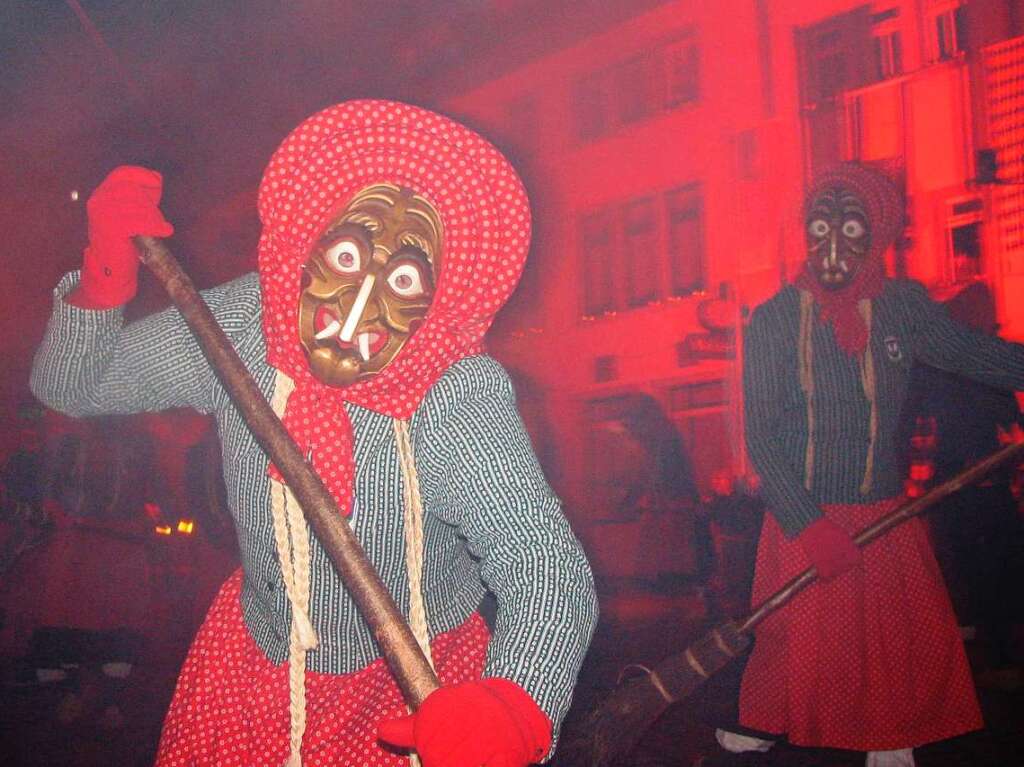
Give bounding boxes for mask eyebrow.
[807,189,840,216]
[352,187,402,206]
[838,192,866,214]
[326,212,381,236]
[406,206,441,243]
[399,232,433,259]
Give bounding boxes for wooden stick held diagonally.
[740,437,1024,634]
[134,235,440,708]
[564,437,1024,767]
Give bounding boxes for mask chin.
[816,267,858,290]
[307,346,361,387]
[301,307,417,385]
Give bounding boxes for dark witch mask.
[805,185,871,290]
[298,183,443,387]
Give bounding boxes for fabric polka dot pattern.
[255,100,532,515]
[156,570,490,765]
[739,498,983,751]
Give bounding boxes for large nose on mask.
[827,229,839,268]
[339,273,377,343]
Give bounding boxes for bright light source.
[155,525,172,536]
[70,190,80,201]
[177,519,195,534]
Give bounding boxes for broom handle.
[134,235,440,707]
[739,438,1024,634]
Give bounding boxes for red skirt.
[156,570,490,766]
[739,498,982,751]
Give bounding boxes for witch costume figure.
[715,163,1024,767]
[31,100,598,766]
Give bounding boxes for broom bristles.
[558,621,750,766]
[558,674,669,767]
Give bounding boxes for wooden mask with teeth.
[298,184,442,387]
[256,99,531,511]
[804,186,871,291]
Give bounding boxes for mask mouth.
[313,306,390,361]
[819,264,852,286]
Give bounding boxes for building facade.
[431,0,1024,520]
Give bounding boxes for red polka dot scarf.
[256,100,531,513]
[794,162,902,355]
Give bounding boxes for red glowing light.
[909,461,935,482]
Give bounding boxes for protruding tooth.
[358,333,371,361]
[314,318,341,341]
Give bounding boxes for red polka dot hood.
[256,100,531,513]
[793,162,901,355]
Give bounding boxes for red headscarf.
[794,163,902,354]
[256,100,531,515]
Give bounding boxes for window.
[578,184,706,316]
[934,5,967,61]
[572,36,700,144]
[946,196,984,282]
[615,55,659,124]
[950,221,982,281]
[797,7,873,106]
[797,7,873,173]
[622,198,659,306]
[580,211,616,315]
[873,31,902,80]
[665,185,705,296]
[664,37,700,107]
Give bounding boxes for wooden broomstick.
[562,438,1024,767]
[133,235,440,709]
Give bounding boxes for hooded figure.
[31,100,597,766]
[713,163,1024,767]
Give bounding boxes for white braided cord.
[394,418,435,767]
[269,371,317,767]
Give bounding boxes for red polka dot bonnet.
[257,100,531,513]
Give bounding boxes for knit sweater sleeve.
[414,355,598,751]
[743,299,823,537]
[898,280,1024,391]
[30,271,261,417]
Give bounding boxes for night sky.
[0,1,664,444]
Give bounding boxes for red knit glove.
[378,678,551,767]
[66,166,174,309]
[798,517,861,580]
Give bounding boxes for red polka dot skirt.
[739,498,982,751]
[155,570,489,766]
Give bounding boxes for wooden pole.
[564,438,1024,767]
[739,437,1024,633]
[134,235,440,707]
